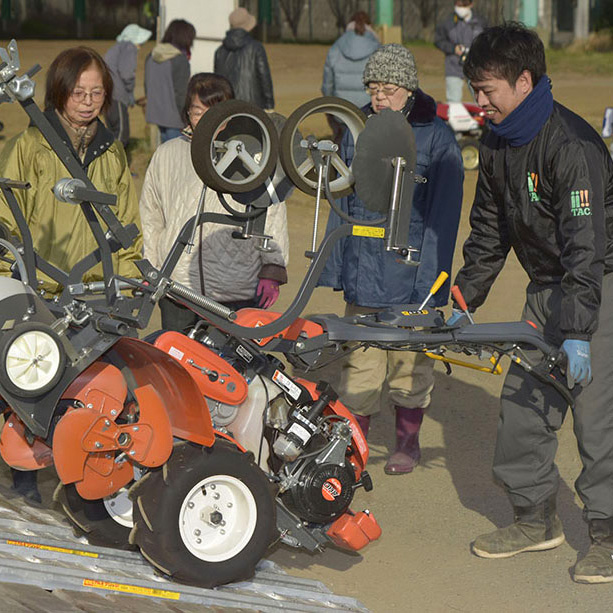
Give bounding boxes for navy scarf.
[489,75,554,147]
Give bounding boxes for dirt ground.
[1,39,613,612]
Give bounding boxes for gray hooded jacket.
[321,31,380,108]
[144,43,190,129]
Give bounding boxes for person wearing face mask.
[449,22,613,584]
[318,44,464,476]
[139,73,289,332]
[434,0,487,103]
[0,46,142,503]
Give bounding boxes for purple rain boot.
[384,406,424,475]
[352,413,371,439]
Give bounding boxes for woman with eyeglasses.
[139,72,289,332]
[318,44,464,476]
[0,46,142,502]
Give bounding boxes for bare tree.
[327,0,359,34]
[279,0,306,38]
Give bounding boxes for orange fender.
[0,413,53,470]
[112,338,215,447]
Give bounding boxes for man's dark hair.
[162,19,196,55]
[45,46,113,114]
[463,21,547,87]
[181,73,234,125]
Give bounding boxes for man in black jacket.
[450,22,613,583]
[214,7,274,110]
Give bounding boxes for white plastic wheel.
[178,474,258,562]
[5,328,62,392]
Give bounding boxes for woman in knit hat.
[104,23,152,149]
[319,43,465,476]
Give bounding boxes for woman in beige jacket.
[139,73,289,331]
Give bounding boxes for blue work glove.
[446,308,468,327]
[561,339,592,387]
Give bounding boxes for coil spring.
[168,281,236,321]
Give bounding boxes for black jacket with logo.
[214,28,274,109]
[454,101,613,340]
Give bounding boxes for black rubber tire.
[0,321,66,398]
[279,96,366,198]
[460,138,480,171]
[191,99,279,193]
[54,483,134,548]
[130,440,276,587]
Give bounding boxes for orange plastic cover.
[0,413,53,470]
[326,510,382,551]
[233,308,324,347]
[153,331,248,405]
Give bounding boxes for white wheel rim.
[103,487,134,528]
[211,113,272,187]
[179,474,257,562]
[5,329,61,391]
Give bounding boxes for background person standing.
[434,0,487,102]
[104,23,152,149]
[140,73,288,332]
[0,46,142,502]
[214,7,274,110]
[144,19,196,143]
[321,11,380,144]
[319,44,464,476]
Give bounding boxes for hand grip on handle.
[451,284,475,324]
[451,285,468,312]
[430,271,449,295]
[418,271,449,310]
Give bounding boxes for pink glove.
[256,278,280,308]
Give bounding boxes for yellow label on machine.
[352,226,385,238]
[6,539,98,558]
[83,578,181,600]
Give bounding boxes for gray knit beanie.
[362,44,419,91]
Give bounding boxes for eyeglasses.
[70,89,105,103]
[188,106,207,119]
[365,84,401,97]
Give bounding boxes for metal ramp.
[0,499,369,613]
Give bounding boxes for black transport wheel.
[54,483,134,548]
[130,440,276,587]
[0,322,66,398]
[191,99,279,194]
[460,139,480,171]
[279,96,366,198]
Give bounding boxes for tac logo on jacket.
[571,189,591,216]
[527,172,540,202]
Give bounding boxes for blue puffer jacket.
[321,30,380,109]
[318,90,464,308]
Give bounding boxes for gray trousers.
[493,274,613,520]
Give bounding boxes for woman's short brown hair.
[162,19,197,55]
[181,73,234,125]
[45,46,113,114]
